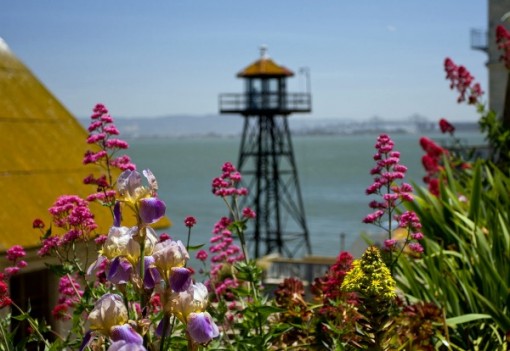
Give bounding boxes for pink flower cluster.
[52,275,84,321]
[40,195,97,256]
[363,134,413,224]
[313,251,356,306]
[212,162,248,197]
[419,137,446,196]
[496,25,510,70]
[0,277,10,309]
[0,245,27,308]
[444,57,484,105]
[184,216,197,228]
[195,249,208,262]
[208,217,244,296]
[364,134,424,254]
[83,104,136,205]
[390,211,424,253]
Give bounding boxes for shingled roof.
[0,38,168,251]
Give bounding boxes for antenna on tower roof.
[260,44,269,59]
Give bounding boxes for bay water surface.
[125,131,484,258]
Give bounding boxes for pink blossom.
[32,218,45,229]
[211,162,248,199]
[110,155,136,171]
[101,114,113,123]
[87,133,107,144]
[364,134,424,254]
[362,210,384,224]
[496,25,510,69]
[6,245,26,262]
[105,139,129,149]
[4,267,19,276]
[444,57,484,105]
[384,239,397,250]
[95,235,108,245]
[439,118,455,134]
[104,125,120,135]
[159,233,171,242]
[88,120,103,132]
[242,207,256,219]
[196,250,208,262]
[408,243,424,253]
[184,216,197,228]
[411,232,424,240]
[230,172,242,182]
[38,236,61,256]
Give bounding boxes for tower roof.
[237,47,294,78]
[0,39,168,251]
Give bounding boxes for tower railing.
[470,28,488,53]
[219,92,311,114]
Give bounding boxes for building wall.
[488,0,510,116]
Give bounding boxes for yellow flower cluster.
[341,246,396,302]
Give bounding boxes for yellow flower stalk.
[341,246,396,303]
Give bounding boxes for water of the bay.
[125,131,485,258]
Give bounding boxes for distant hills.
[79,115,243,138]
[78,114,479,139]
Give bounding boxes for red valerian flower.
[496,25,510,70]
[32,218,45,229]
[439,118,455,135]
[444,57,484,105]
[184,216,197,228]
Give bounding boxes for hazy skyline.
[2,1,488,122]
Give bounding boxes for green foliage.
[396,161,510,349]
[479,106,510,171]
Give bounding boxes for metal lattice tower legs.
[237,114,312,259]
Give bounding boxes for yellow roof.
[0,40,168,251]
[237,57,294,78]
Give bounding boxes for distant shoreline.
[78,115,481,140]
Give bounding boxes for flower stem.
[159,314,170,351]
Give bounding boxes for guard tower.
[219,47,312,258]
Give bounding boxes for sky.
[1,1,489,122]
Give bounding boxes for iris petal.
[107,257,132,284]
[139,197,166,224]
[187,312,219,344]
[110,324,143,345]
[170,267,192,292]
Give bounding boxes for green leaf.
[42,226,52,240]
[446,313,492,327]
[45,263,73,276]
[467,162,482,222]
[11,314,29,322]
[186,243,205,250]
[253,305,284,320]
